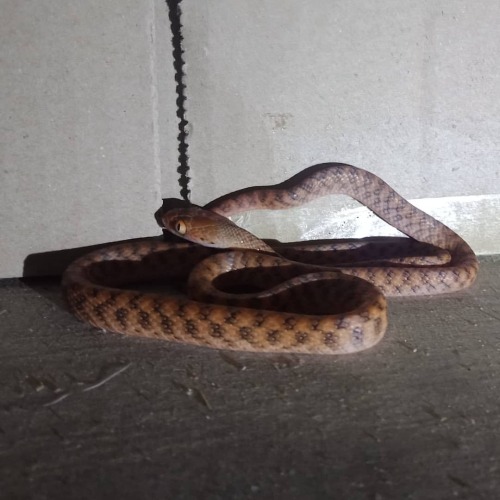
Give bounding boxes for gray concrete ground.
[0,256,499,500]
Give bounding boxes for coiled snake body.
[62,164,478,354]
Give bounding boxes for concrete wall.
[1,0,499,278]
[184,0,500,251]
[1,0,177,277]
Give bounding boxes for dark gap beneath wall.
[166,0,190,201]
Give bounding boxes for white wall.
[184,0,500,252]
[1,0,499,278]
[1,0,177,277]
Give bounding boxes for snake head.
[161,207,274,252]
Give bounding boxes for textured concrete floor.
[0,256,499,500]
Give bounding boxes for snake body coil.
[63,164,478,354]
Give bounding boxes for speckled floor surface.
[1,256,499,500]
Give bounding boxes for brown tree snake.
[62,163,479,354]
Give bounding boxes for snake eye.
[174,219,187,235]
